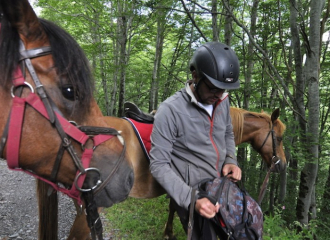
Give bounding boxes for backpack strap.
[187,188,197,240]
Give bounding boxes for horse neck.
[236,116,267,146]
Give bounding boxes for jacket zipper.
[209,100,222,176]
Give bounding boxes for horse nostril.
[126,171,134,190]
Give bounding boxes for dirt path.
[0,159,112,240]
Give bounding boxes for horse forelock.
[274,118,286,136]
[39,19,94,116]
[0,17,94,117]
[0,18,21,88]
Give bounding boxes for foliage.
[263,207,329,240]
[105,199,323,240]
[105,195,186,239]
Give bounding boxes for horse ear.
[1,0,41,42]
[271,108,280,122]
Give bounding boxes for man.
[149,42,242,239]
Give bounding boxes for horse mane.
[0,17,94,115]
[230,107,286,143]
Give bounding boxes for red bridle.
[1,41,123,206]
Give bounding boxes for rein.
[257,123,281,205]
[0,41,124,239]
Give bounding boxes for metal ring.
[69,121,78,126]
[74,167,103,192]
[11,81,34,97]
[81,136,96,151]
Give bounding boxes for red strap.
[25,93,89,144]
[12,67,25,86]
[75,148,93,187]
[6,97,25,169]
[10,167,83,204]
[93,134,114,147]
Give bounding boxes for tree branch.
[180,0,208,42]
[221,0,297,114]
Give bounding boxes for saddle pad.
[122,117,152,161]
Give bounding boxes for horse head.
[231,107,287,173]
[0,0,133,207]
[253,108,287,172]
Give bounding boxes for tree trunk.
[117,2,128,117]
[320,162,330,221]
[149,4,166,112]
[211,0,219,42]
[110,14,119,116]
[116,0,135,117]
[244,0,259,110]
[223,0,232,46]
[296,0,322,226]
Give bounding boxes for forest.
[33,0,330,239]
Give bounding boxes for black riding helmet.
[190,42,240,90]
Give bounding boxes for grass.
[104,195,186,239]
[104,196,324,239]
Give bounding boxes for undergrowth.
[105,197,325,239]
[105,195,186,239]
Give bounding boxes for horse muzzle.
[271,157,286,173]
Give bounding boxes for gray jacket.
[149,82,237,210]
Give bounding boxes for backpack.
[198,176,263,240]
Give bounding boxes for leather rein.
[257,122,281,205]
[0,41,125,239]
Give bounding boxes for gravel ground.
[0,159,112,240]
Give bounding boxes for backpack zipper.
[226,179,231,211]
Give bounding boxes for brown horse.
[0,1,133,239]
[64,107,286,239]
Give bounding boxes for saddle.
[123,102,155,159]
[124,102,154,124]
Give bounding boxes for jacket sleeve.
[224,99,238,166]
[149,103,192,210]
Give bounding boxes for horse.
[62,106,286,239]
[0,1,134,239]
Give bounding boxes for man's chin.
[205,99,218,105]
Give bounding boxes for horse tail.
[37,179,58,240]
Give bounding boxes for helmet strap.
[194,78,203,103]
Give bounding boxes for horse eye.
[61,85,76,101]
[277,137,282,142]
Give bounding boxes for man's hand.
[222,164,241,182]
[195,198,220,219]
